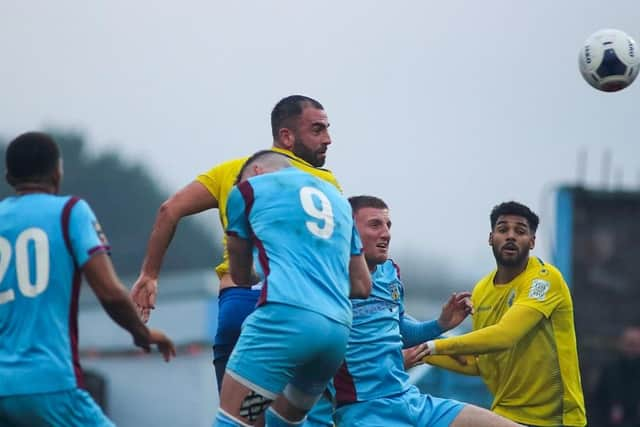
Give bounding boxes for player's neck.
[14,182,57,195]
[494,259,529,285]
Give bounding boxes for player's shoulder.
[202,156,250,176]
[526,257,565,283]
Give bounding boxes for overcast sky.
[3,1,640,280]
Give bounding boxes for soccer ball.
[578,29,639,92]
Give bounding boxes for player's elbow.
[157,198,181,225]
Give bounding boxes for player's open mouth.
[501,245,518,254]
[376,243,388,249]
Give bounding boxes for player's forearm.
[423,355,480,376]
[400,316,443,348]
[100,296,151,345]
[141,202,179,278]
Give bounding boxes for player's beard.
[492,244,529,268]
[292,137,325,167]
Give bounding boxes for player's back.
[232,167,355,326]
[0,194,85,396]
[334,259,409,405]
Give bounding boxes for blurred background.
[2,1,640,426]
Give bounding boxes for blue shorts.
[212,287,261,390]
[0,388,114,427]
[226,302,349,407]
[306,393,334,426]
[334,386,465,427]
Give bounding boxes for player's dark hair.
[235,150,290,184]
[490,201,539,232]
[5,132,60,185]
[348,195,388,214]
[271,95,324,139]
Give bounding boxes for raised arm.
[131,181,218,321]
[84,252,176,361]
[349,253,372,299]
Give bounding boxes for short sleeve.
[350,222,363,256]
[196,157,247,199]
[68,199,110,267]
[513,271,566,318]
[225,185,251,239]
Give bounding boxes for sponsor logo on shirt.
[528,279,550,301]
[93,221,109,246]
[388,282,400,301]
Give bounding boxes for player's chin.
[374,251,388,264]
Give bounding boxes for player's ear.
[277,128,294,150]
[530,234,536,250]
[488,232,493,246]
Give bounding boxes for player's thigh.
[227,303,349,399]
[335,395,415,426]
[449,403,523,427]
[0,389,113,427]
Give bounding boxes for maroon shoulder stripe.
[61,196,85,388]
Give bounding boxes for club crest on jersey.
[507,290,516,307]
[528,279,550,301]
[388,282,401,301]
[93,221,109,246]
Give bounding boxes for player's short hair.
[5,132,60,185]
[271,95,324,139]
[490,201,539,232]
[235,150,291,184]
[348,195,388,214]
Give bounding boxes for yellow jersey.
[437,257,586,426]
[195,147,341,278]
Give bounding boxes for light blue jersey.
[0,194,109,396]
[226,167,361,327]
[334,259,408,404]
[333,259,465,426]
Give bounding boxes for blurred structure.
[555,186,640,426]
[78,269,219,427]
[592,326,640,426]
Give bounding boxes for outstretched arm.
[423,355,480,376]
[399,292,472,348]
[131,181,218,321]
[85,252,176,362]
[426,304,544,355]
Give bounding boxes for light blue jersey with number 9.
[226,167,361,327]
[0,194,109,396]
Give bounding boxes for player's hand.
[403,343,430,370]
[437,291,473,331]
[130,274,158,323]
[148,328,177,362]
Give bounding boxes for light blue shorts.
[334,385,465,427]
[226,302,349,407]
[0,388,114,427]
